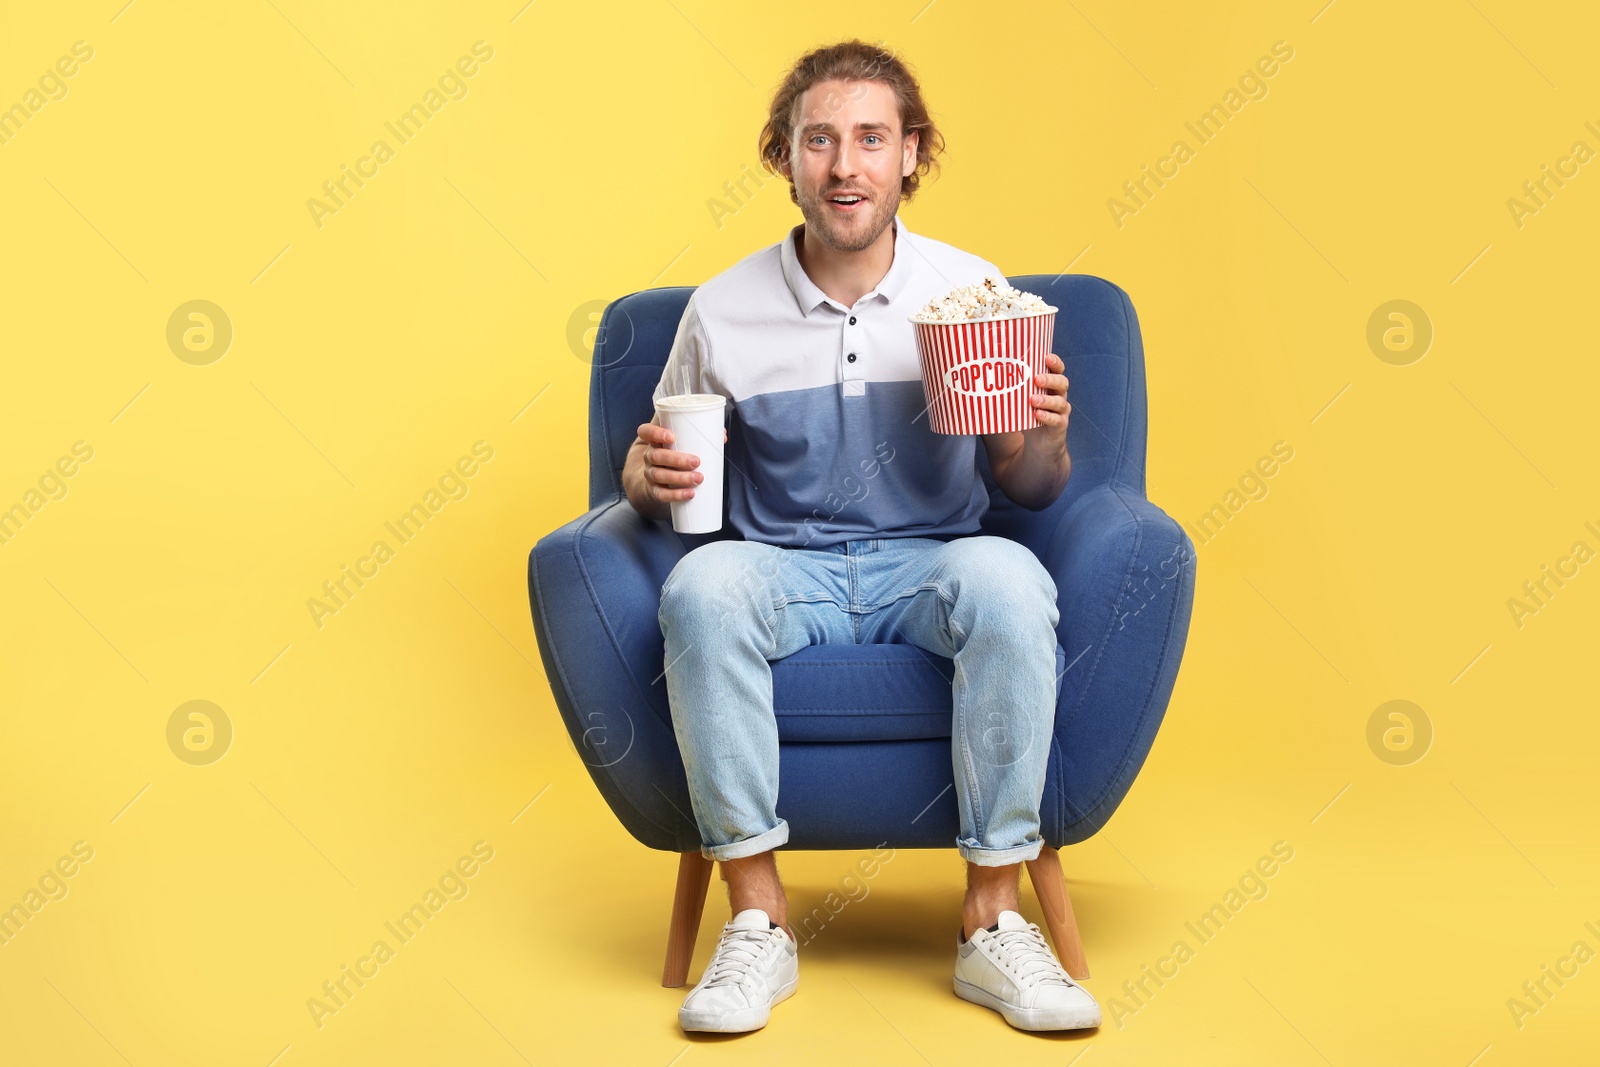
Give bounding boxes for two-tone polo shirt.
[652,212,1003,549]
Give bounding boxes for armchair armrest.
[528,496,699,852]
[1038,484,1197,841]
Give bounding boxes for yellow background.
[2,1,1596,1063]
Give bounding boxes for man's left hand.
[981,351,1073,509]
[1026,352,1070,451]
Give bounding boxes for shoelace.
[985,923,1072,989]
[699,926,778,989]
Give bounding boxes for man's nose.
[831,141,859,179]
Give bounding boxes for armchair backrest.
[587,273,1149,553]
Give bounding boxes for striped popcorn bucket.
[911,309,1057,434]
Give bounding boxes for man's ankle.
[722,852,786,929]
[962,859,1022,938]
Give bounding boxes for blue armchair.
[528,273,1196,986]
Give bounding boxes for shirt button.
[847,353,857,362]
[849,316,857,325]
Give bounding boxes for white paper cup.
[655,393,726,534]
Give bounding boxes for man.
[623,40,1096,1035]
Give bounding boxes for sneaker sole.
[678,974,798,1034]
[953,976,1101,1031]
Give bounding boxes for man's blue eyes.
[810,135,885,145]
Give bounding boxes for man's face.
[781,79,918,253]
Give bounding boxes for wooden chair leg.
[663,851,714,987]
[1025,844,1090,979]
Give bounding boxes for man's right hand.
[636,422,707,505]
[635,419,728,504]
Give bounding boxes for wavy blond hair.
[758,39,945,205]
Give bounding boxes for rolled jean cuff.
[958,836,1043,867]
[701,818,790,862]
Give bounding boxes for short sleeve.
[653,293,719,406]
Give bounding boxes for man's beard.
[797,183,897,252]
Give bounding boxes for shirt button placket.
[843,310,864,394]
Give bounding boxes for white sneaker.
[954,909,1100,1031]
[678,908,798,1033]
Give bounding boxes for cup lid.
[656,392,726,412]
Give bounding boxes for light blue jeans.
[657,534,1061,867]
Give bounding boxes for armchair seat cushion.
[644,642,1067,744]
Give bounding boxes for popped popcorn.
[909,275,1053,323]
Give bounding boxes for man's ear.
[902,130,919,177]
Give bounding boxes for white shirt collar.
[780,212,913,316]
